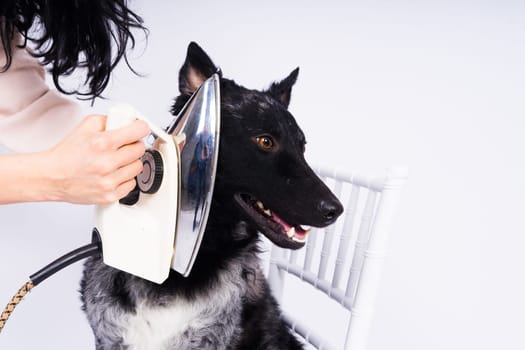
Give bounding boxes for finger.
[112,141,146,169]
[115,179,138,200]
[111,159,144,185]
[105,120,150,149]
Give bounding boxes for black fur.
[81,42,343,349]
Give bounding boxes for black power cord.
[0,229,102,333]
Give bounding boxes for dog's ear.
[267,67,300,108]
[179,42,220,96]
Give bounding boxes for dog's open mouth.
[234,193,311,249]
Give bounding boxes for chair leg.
[268,247,286,301]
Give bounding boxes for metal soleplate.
[169,74,221,276]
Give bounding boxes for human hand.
[45,114,150,204]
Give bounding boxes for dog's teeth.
[286,227,295,238]
[256,201,264,209]
[292,235,307,243]
[264,209,272,217]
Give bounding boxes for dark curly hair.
[0,0,147,100]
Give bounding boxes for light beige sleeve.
[0,35,82,153]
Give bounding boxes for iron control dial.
[137,149,164,194]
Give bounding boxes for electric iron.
[0,74,220,334]
[95,73,221,284]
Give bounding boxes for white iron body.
[95,105,179,284]
[95,74,220,284]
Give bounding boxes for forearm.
[0,152,60,204]
[0,116,148,205]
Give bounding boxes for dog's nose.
[318,199,343,224]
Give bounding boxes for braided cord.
[0,280,34,333]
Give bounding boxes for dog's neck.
[199,197,259,255]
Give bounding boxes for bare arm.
[0,115,149,205]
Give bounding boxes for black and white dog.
[81,42,343,350]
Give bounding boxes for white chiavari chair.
[265,166,407,350]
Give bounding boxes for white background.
[1,0,524,349]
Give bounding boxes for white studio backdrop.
[1,0,524,349]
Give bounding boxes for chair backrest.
[265,166,407,350]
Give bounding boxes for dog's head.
[172,42,343,250]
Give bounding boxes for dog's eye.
[255,136,274,150]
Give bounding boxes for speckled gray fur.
[81,229,266,350]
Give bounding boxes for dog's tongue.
[271,212,307,235]
[271,212,292,232]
